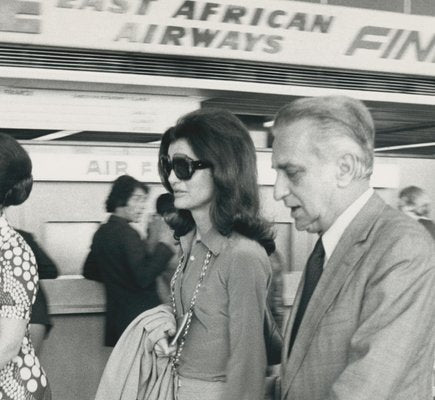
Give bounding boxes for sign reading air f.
[0,0,41,34]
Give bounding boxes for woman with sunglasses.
[0,134,51,399]
[157,109,276,400]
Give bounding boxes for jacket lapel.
[281,269,305,366]
[282,194,386,399]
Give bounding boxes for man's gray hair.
[273,96,375,180]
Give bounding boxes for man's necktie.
[288,237,325,355]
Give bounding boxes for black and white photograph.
[0,1,434,399]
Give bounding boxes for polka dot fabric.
[0,215,50,400]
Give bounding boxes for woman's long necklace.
[170,250,212,370]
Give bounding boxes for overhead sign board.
[0,87,201,132]
[25,145,278,184]
[0,0,434,76]
[24,143,399,188]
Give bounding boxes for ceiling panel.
[1,96,434,159]
[204,96,435,158]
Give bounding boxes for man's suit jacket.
[281,193,435,400]
[83,215,174,346]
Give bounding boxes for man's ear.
[336,153,357,188]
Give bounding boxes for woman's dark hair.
[105,175,149,213]
[0,133,33,207]
[158,109,275,255]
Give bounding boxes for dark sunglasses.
[160,154,212,181]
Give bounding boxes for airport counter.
[40,278,111,400]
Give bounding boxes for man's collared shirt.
[322,188,374,267]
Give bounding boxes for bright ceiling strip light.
[34,130,82,141]
[375,142,435,152]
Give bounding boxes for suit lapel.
[282,194,386,399]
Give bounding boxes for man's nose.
[273,173,290,201]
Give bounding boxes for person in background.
[398,185,435,240]
[267,249,285,331]
[82,174,175,346]
[0,133,51,399]
[156,109,276,400]
[155,191,194,238]
[153,192,179,303]
[398,187,435,400]
[156,192,177,224]
[265,249,285,400]
[15,229,58,356]
[272,96,435,400]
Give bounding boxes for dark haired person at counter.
[154,192,180,303]
[83,174,176,346]
[0,133,51,399]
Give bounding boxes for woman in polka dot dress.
[0,134,51,400]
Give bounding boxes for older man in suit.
[272,95,435,400]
